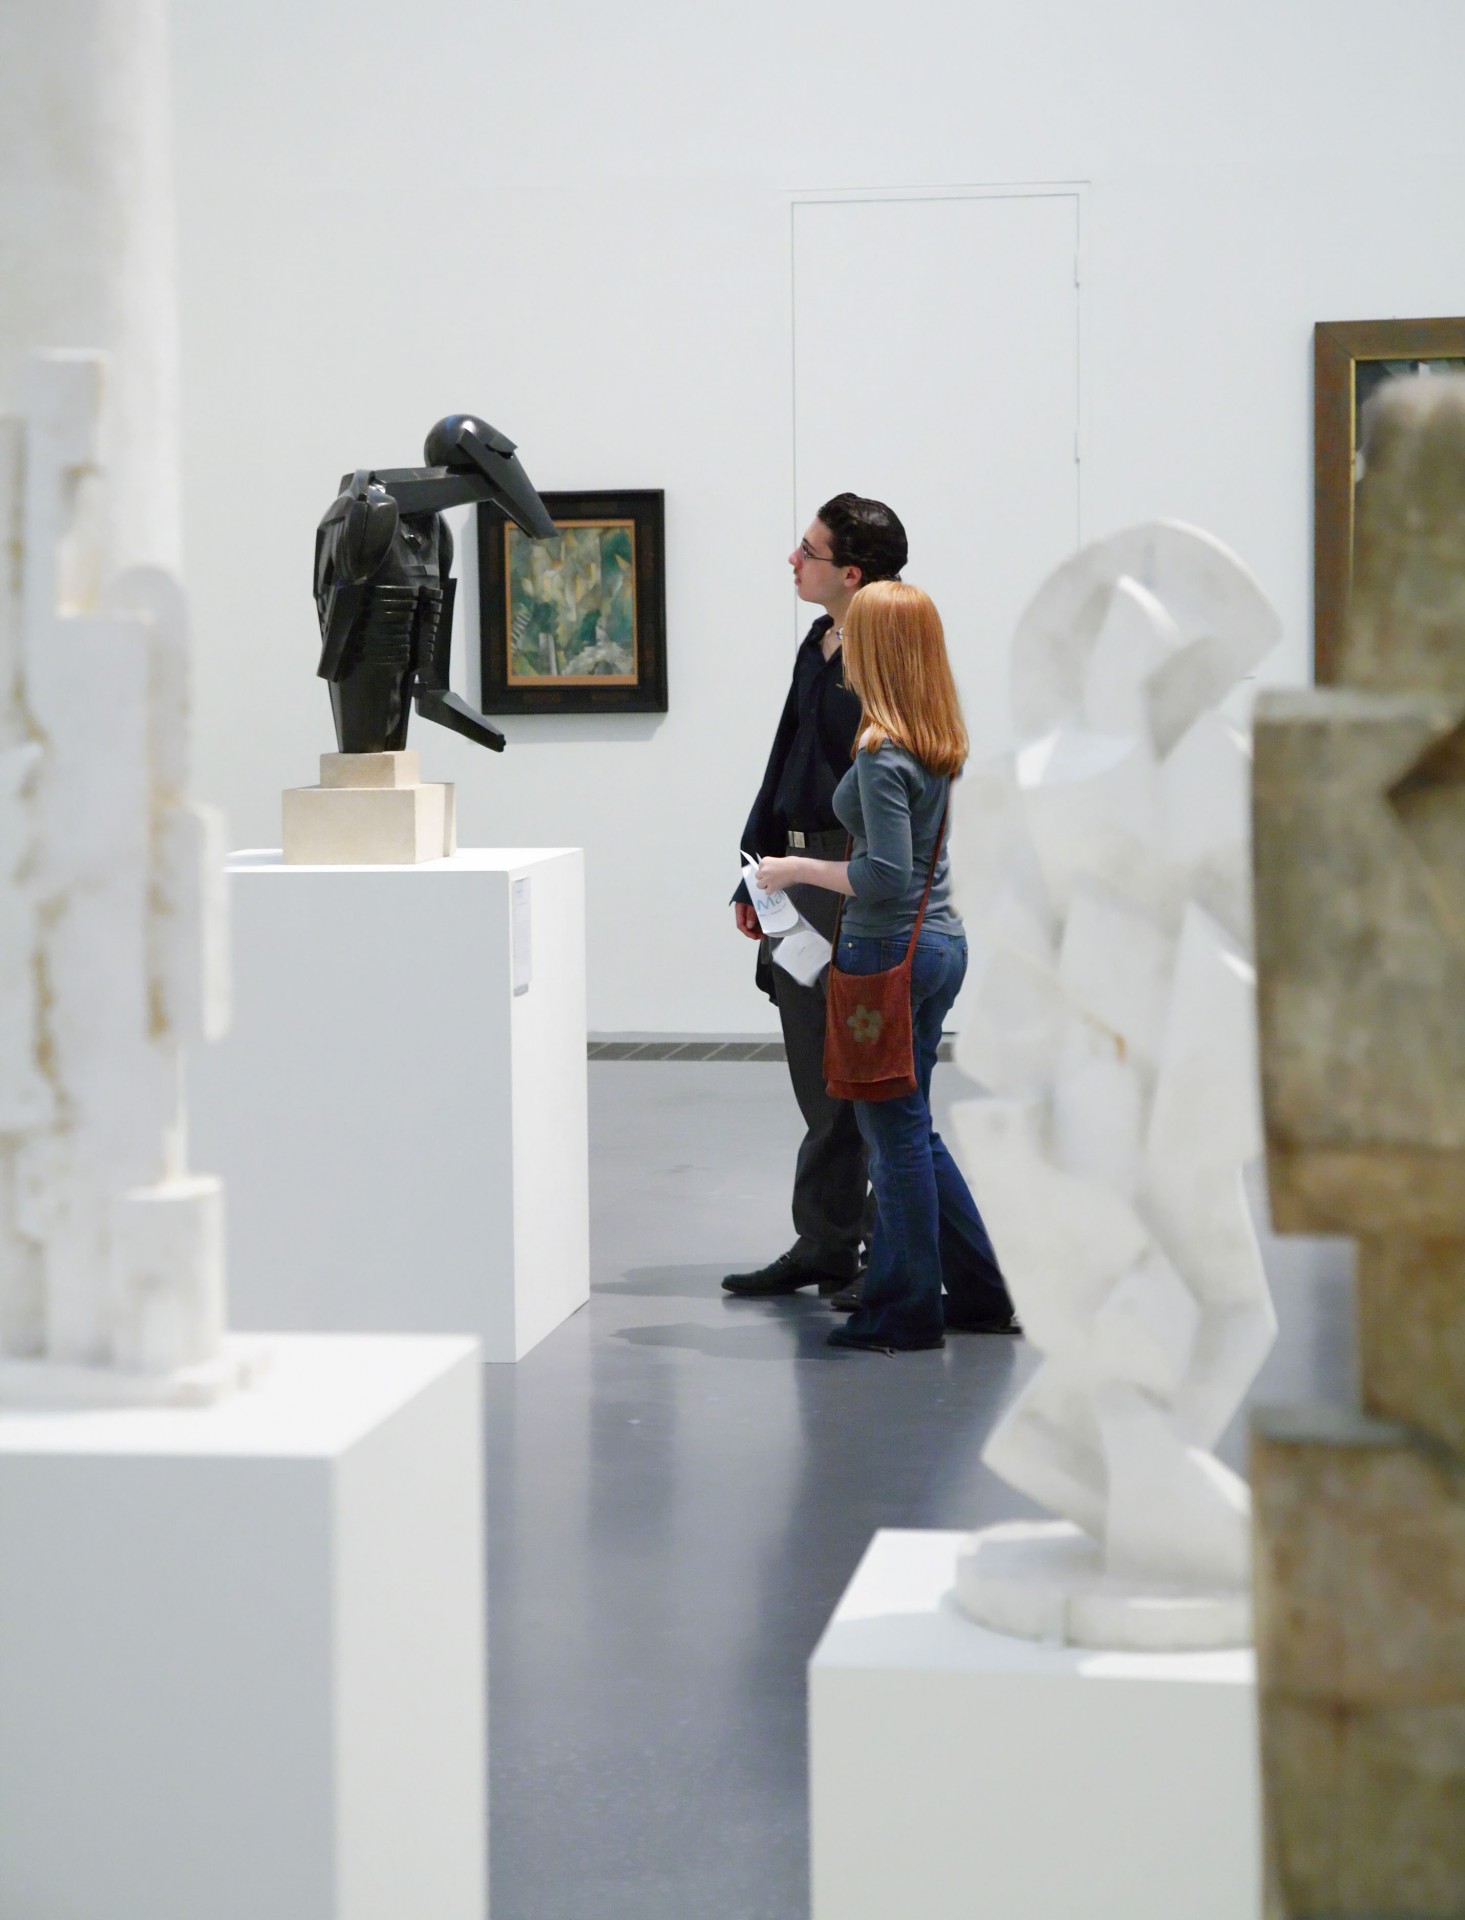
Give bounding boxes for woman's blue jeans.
[837,931,1010,1346]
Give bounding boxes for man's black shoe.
[827,1325,944,1353]
[827,1277,864,1313]
[944,1311,1024,1336]
[722,1250,852,1297]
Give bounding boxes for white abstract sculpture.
[0,352,246,1403]
[949,522,1281,1650]
[0,0,254,1404]
[0,0,182,589]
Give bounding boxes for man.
[723,493,909,1306]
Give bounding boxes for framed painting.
[1314,317,1465,681]
[478,489,667,713]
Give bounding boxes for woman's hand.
[756,855,854,897]
[756,856,799,893]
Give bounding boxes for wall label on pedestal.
[512,877,532,995]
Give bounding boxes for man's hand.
[734,901,762,940]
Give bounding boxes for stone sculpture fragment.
[1251,373,1465,1914]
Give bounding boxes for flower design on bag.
[848,1004,883,1046]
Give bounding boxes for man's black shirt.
[741,616,863,857]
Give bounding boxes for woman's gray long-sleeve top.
[831,740,963,940]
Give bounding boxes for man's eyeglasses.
[799,538,837,563]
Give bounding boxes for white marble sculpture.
[0,0,255,1404]
[0,353,246,1403]
[949,522,1281,1651]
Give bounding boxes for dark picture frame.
[1314,317,1465,682]
[478,488,667,714]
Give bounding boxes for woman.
[756,580,1018,1352]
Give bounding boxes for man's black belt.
[785,827,847,854]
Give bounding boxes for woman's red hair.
[840,580,968,778]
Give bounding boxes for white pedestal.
[809,1530,1260,1920]
[0,1334,485,1920]
[190,848,589,1361]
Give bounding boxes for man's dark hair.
[818,492,908,585]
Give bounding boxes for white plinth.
[0,1334,485,1920]
[189,847,589,1361]
[809,1530,1260,1920]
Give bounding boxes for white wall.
[170,0,1465,1034]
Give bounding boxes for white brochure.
[771,916,833,987]
[740,855,801,936]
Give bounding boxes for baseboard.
[587,1036,957,1063]
[588,1038,786,1062]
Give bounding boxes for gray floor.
[484,1060,1355,1920]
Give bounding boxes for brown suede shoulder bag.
[823,802,948,1103]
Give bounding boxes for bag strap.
[902,797,949,965]
[828,788,950,964]
[830,844,851,949]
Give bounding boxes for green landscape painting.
[505,519,638,684]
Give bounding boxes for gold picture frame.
[1314,317,1465,681]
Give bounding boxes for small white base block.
[321,750,422,790]
[190,848,589,1361]
[957,1517,1251,1650]
[810,1530,1260,1920]
[0,1333,485,1920]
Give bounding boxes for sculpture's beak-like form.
[431,415,557,540]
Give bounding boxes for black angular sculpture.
[314,415,556,755]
